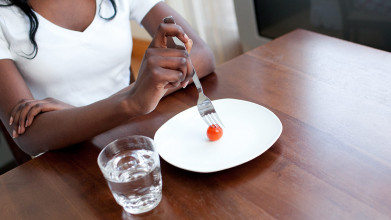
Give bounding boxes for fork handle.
[192,70,203,93]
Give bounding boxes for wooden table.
[1,29,391,219]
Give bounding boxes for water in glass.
[102,149,162,214]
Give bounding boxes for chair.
[130,66,136,84]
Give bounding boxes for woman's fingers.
[9,99,29,125]
[22,101,57,128]
[163,70,183,89]
[163,16,175,24]
[149,18,195,89]
[10,100,30,137]
[10,98,73,137]
[12,108,22,137]
[145,47,188,58]
[25,103,45,127]
[16,100,42,135]
[17,102,35,134]
[128,20,195,115]
[150,55,188,87]
[150,23,190,49]
[181,38,194,87]
[144,48,191,83]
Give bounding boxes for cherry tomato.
[207,125,223,141]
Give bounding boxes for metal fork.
[163,16,224,127]
[192,70,224,127]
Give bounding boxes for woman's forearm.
[188,41,216,78]
[13,92,133,156]
[2,3,216,156]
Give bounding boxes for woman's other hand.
[9,98,73,137]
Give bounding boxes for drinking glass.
[97,135,162,214]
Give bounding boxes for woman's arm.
[0,22,193,156]
[0,58,133,155]
[1,2,216,156]
[11,2,216,133]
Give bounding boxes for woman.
[0,0,215,156]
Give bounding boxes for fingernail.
[9,116,13,125]
[18,125,21,134]
[182,81,189,88]
[12,130,17,138]
[25,120,29,127]
[184,34,189,41]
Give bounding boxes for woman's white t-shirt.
[0,0,161,107]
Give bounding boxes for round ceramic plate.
[154,98,282,173]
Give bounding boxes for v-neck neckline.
[32,0,99,35]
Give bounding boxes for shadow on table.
[160,139,283,186]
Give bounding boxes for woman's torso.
[0,0,133,107]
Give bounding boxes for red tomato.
[207,125,223,141]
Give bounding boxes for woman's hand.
[9,98,73,138]
[125,21,194,115]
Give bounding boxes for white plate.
[154,98,282,173]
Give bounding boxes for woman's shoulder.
[0,3,25,20]
[0,3,28,30]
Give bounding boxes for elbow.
[13,135,47,157]
[198,45,216,76]
[205,45,216,73]
[0,124,42,157]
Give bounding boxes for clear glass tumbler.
[97,135,162,214]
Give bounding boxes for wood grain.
[1,29,391,219]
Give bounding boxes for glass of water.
[97,135,162,214]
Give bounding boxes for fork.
[192,71,224,127]
[163,16,224,128]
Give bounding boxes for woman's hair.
[0,0,117,59]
